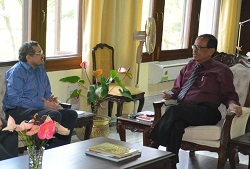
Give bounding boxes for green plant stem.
[84,68,92,85]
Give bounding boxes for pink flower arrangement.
[3,114,70,149]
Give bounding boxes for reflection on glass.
[0,0,24,61]
[46,0,79,57]
[161,0,190,50]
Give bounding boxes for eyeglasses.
[192,45,208,50]
[35,50,43,55]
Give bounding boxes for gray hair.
[18,41,39,62]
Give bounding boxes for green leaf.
[66,89,82,102]
[118,87,132,99]
[59,76,81,83]
[70,89,82,98]
[78,79,85,84]
[87,85,97,105]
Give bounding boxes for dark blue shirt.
[2,62,52,110]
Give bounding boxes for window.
[0,0,82,71]
[46,0,79,57]
[141,0,201,62]
[0,0,25,62]
[198,0,221,37]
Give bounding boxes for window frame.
[141,0,201,62]
[30,0,82,72]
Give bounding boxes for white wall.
[139,62,175,96]
[47,69,82,103]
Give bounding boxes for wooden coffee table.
[117,115,153,146]
[0,137,174,169]
[229,132,250,169]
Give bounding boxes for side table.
[75,110,95,140]
[117,115,152,146]
[229,132,250,169]
[107,85,145,117]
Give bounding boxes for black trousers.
[5,107,78,149]
[149,103,221,164]
[0,118,18,160]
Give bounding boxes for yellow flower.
[92,69,103,77]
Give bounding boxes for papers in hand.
[85,142,141,162]
[162,90,174,94]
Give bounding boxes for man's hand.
[227,103,242,117]
[41,97,60,110]
[47,95,58,103]
[162,93,172,100]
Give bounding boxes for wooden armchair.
[151,61,250,169]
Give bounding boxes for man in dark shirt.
[149,34,242,169]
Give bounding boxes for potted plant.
[59,61,132,138]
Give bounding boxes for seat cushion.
[182,120,224,141]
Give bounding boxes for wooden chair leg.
[217,150,227,169]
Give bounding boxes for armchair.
[151,62,250,169]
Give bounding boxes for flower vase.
[27,146,45,169]
[91,115,110,138]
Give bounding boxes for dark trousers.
[149,103,221,164]
[5,107,78,149]
[0,118,18,160]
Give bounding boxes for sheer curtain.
[81,0,142,113]
[217,0,242,53]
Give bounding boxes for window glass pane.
[0,0,24,61]
[46,0,79,57]
[161,0,190,50]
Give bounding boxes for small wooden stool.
[229,132,250,169]
[117,114,153,146]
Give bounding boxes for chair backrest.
[218,63,250,119]
[92,43,114,84]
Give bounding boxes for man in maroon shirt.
[149,34,242,169]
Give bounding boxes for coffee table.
[0,137,174,169]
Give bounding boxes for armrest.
[152,99,177,126]
[230,107,250,139]
[220,107,250,148]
